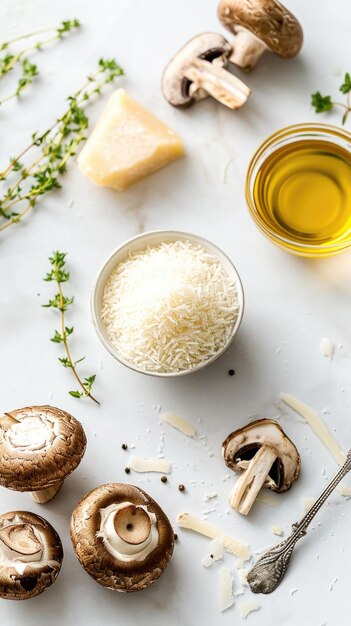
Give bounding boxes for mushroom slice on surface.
[222,419,300,515]
[0,405,86,504]
[218,0,303,71]
[70,483,174,592]
[162,32,250,109]
[0,510,63,600]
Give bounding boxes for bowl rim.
[91,229,245,378]
[245,122,351,255]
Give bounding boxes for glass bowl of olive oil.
[246,124,351,257]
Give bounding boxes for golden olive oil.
[253,139,351,250]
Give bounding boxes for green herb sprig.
[0,58,124,231]
[43,251,99,404]
[311,72,351,125]
[0,19,80,105]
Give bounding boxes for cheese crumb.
[201,536,224,568]
[239,601,260,618]
[302,497,316,513]
[320,337,334,358]
[176,513,250,560]
[271,525,284,537]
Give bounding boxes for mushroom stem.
[229,29,267,71]
[31,481,64,504]
[229,446,277,515]
[184,58,250,109]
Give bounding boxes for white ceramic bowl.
[91,230,245,377]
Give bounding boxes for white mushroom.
[222,419,300,515]
[70,483,174,592]
[0,511,63,600]
[0,405,86,504]
[218,0,303,71]
[162,32,250,109]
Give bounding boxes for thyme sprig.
[0,58,124,231]
[0,19,80,96]
[43,251,99,404]
[311,72,351,125]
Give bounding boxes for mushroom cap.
[222,418,300,492]
[218,0,303,58]
[0,405,87,492]
[162,32,232,107]
[70,483,174,592]
[0,510,63,600]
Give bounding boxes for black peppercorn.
[161,476,168,483]
[178,484,185,492]
[121,443,128,450]
[124,467,130,474]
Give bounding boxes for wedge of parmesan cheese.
[161,412,196,437]
[280,393,346,465]
[78,89,184,191]
[219,566,234,612]
[127,455,171,473]
[176,513,250,560]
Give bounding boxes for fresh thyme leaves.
[0,59,39,106]
[0,58,124,231]
[43,251,99,404]
[0,19,80,90]
[311,72,351,125]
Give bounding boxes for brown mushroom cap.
[162,32,233,107]
[0,510,63,600]
[218,0,303,58]
[222,418,300,492]
[0,406,86,492]
[70,483,174,592]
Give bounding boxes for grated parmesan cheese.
[101,241,239,373]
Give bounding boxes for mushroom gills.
[31,480,64,504]
[229,446,279,515]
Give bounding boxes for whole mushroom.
[0,510,63,600]
[218,0,303,71]
[0,406,86,504]
[222,419,300,515]
[162,32,250,109]
[71,483,174,592]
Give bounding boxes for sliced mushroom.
[0,511,63,600]
[0,405,86,503]
[70,483,174,592]
[222,419,300,515]
[218,0,303,71]
[162,32,250,109]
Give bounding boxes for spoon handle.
[248,449,351,595]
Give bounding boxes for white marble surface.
[1,1,351,624]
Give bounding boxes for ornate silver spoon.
[248,448,351,594]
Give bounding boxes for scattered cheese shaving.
[337,484,351,497]
[219,566,234,612]
[320,337,334,358]
[302,497,316,513]
[256,493,278,507]
[239,601,260,619]
[176,513,250,560]
[237,568,249,586]
[281,393,346,465]
[161,412,196,437]
[271,525,284,537]
[127,455,171,473]
[101,241,239,373]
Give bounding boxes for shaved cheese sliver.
[320,337,334,358]
[237,568,249,586]
[256,493,278,507]
[176,513,250,560]
[302,497,316,513]
[337,484,351,497]
[161,412,195,437]
[127,455,171,473]
[281,393,346,466]
[201,536,224,568]
[271,525,284,537]
[239,601,260,619]
[219,566,234,612]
